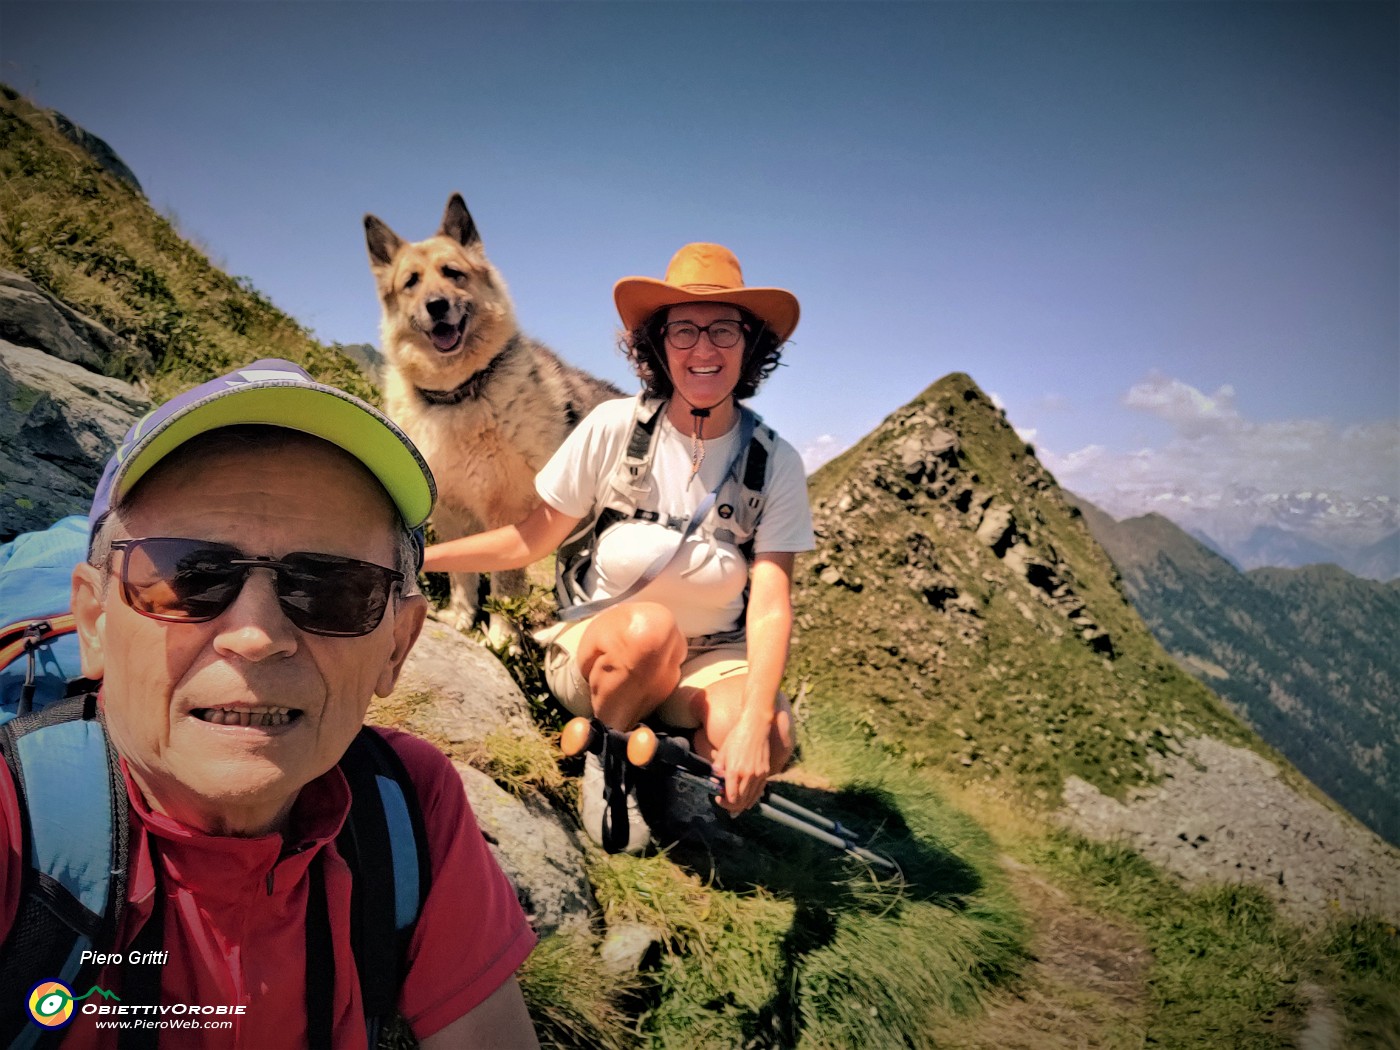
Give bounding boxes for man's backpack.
[0,517,95,723]
[0,519,432,1048]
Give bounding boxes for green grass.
[1030,832,1400,1049]
[584,695,1032,1049]
[518,929,641,1050]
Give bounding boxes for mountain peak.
[793,370,1249,804]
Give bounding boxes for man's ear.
[375,594,427,698]
[72,562,107,681]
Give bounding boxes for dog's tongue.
[431,323,462,352]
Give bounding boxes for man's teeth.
[691,366,721,375]
[197,707,297,727]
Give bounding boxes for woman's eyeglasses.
[660,320,746,350]
[109,537,403,637]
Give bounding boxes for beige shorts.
[537,618,747,729]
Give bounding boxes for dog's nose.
[426,298,450,320]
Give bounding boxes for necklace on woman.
[689,407,710,480]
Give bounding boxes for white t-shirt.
[536,397,815,639]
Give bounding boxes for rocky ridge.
[791,373,1400,926]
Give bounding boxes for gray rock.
[0,341,149,538]
[390,619,536,745]
[599,922,664,974]
[44,110,144,196]
[975,504,1016,552]
[391,621,594,936]
[1060,736,1400,925]
[0,270,149,376]
[457,762,593,938]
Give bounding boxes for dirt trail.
[935,856,1153,1049]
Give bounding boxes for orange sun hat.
[614,243,800,343]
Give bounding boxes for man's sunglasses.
[109,537,404,638]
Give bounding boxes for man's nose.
[212,569,299,661]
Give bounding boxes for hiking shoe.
[581,750,651,855]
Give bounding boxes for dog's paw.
[482,613,523,655]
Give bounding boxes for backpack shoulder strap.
[727,417,779,550]
[612,394,667,500]
[554,395,667,612]
[335,726,432,1046]
[0,695,127,1050]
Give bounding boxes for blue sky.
[4,1,1396,539]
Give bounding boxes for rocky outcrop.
[388,619,538,742]
[0,269,156,537]
[809,389,1113,657]
[0,271,148,375]
[0,341,148,538]
[383,621,594,938]
[1061,735,1400,925]
[44,109,144,196]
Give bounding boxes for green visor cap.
[91,359,436,535]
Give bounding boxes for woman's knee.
[582,602,684,671]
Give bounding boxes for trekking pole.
[627,726,900,874]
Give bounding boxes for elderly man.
[0,360,538,1047]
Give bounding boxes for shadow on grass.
[638,770,983,1046]
[645,773,981,907]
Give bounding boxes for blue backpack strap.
[0,695,127,1050]
[333,727,431,1045]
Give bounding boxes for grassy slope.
[1075,500,1400,846]
[0,87,370,401]
[6,86,1395,1047]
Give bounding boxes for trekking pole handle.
[560,716,636,759]
[560,717,601,758]
[627,725,714,779]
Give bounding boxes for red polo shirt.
[0,726,536,1048]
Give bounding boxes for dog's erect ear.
[439,193,481,247]
[364,214,405,268]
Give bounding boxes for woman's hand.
[712,707,774,814]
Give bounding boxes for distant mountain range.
[1080,488,1399,582]
[1072,497,1400,846]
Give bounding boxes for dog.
[364,193,622,636]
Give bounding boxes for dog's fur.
[365,193,622,632]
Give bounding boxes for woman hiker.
[423,243,814,852]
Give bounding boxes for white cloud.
[1121,371,1240,437]
[800,434,852,474]
[1043,373,1400,546]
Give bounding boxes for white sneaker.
[581,751,651,854]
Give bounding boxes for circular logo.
[717,504,734,520]
[28,980,76,1028]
